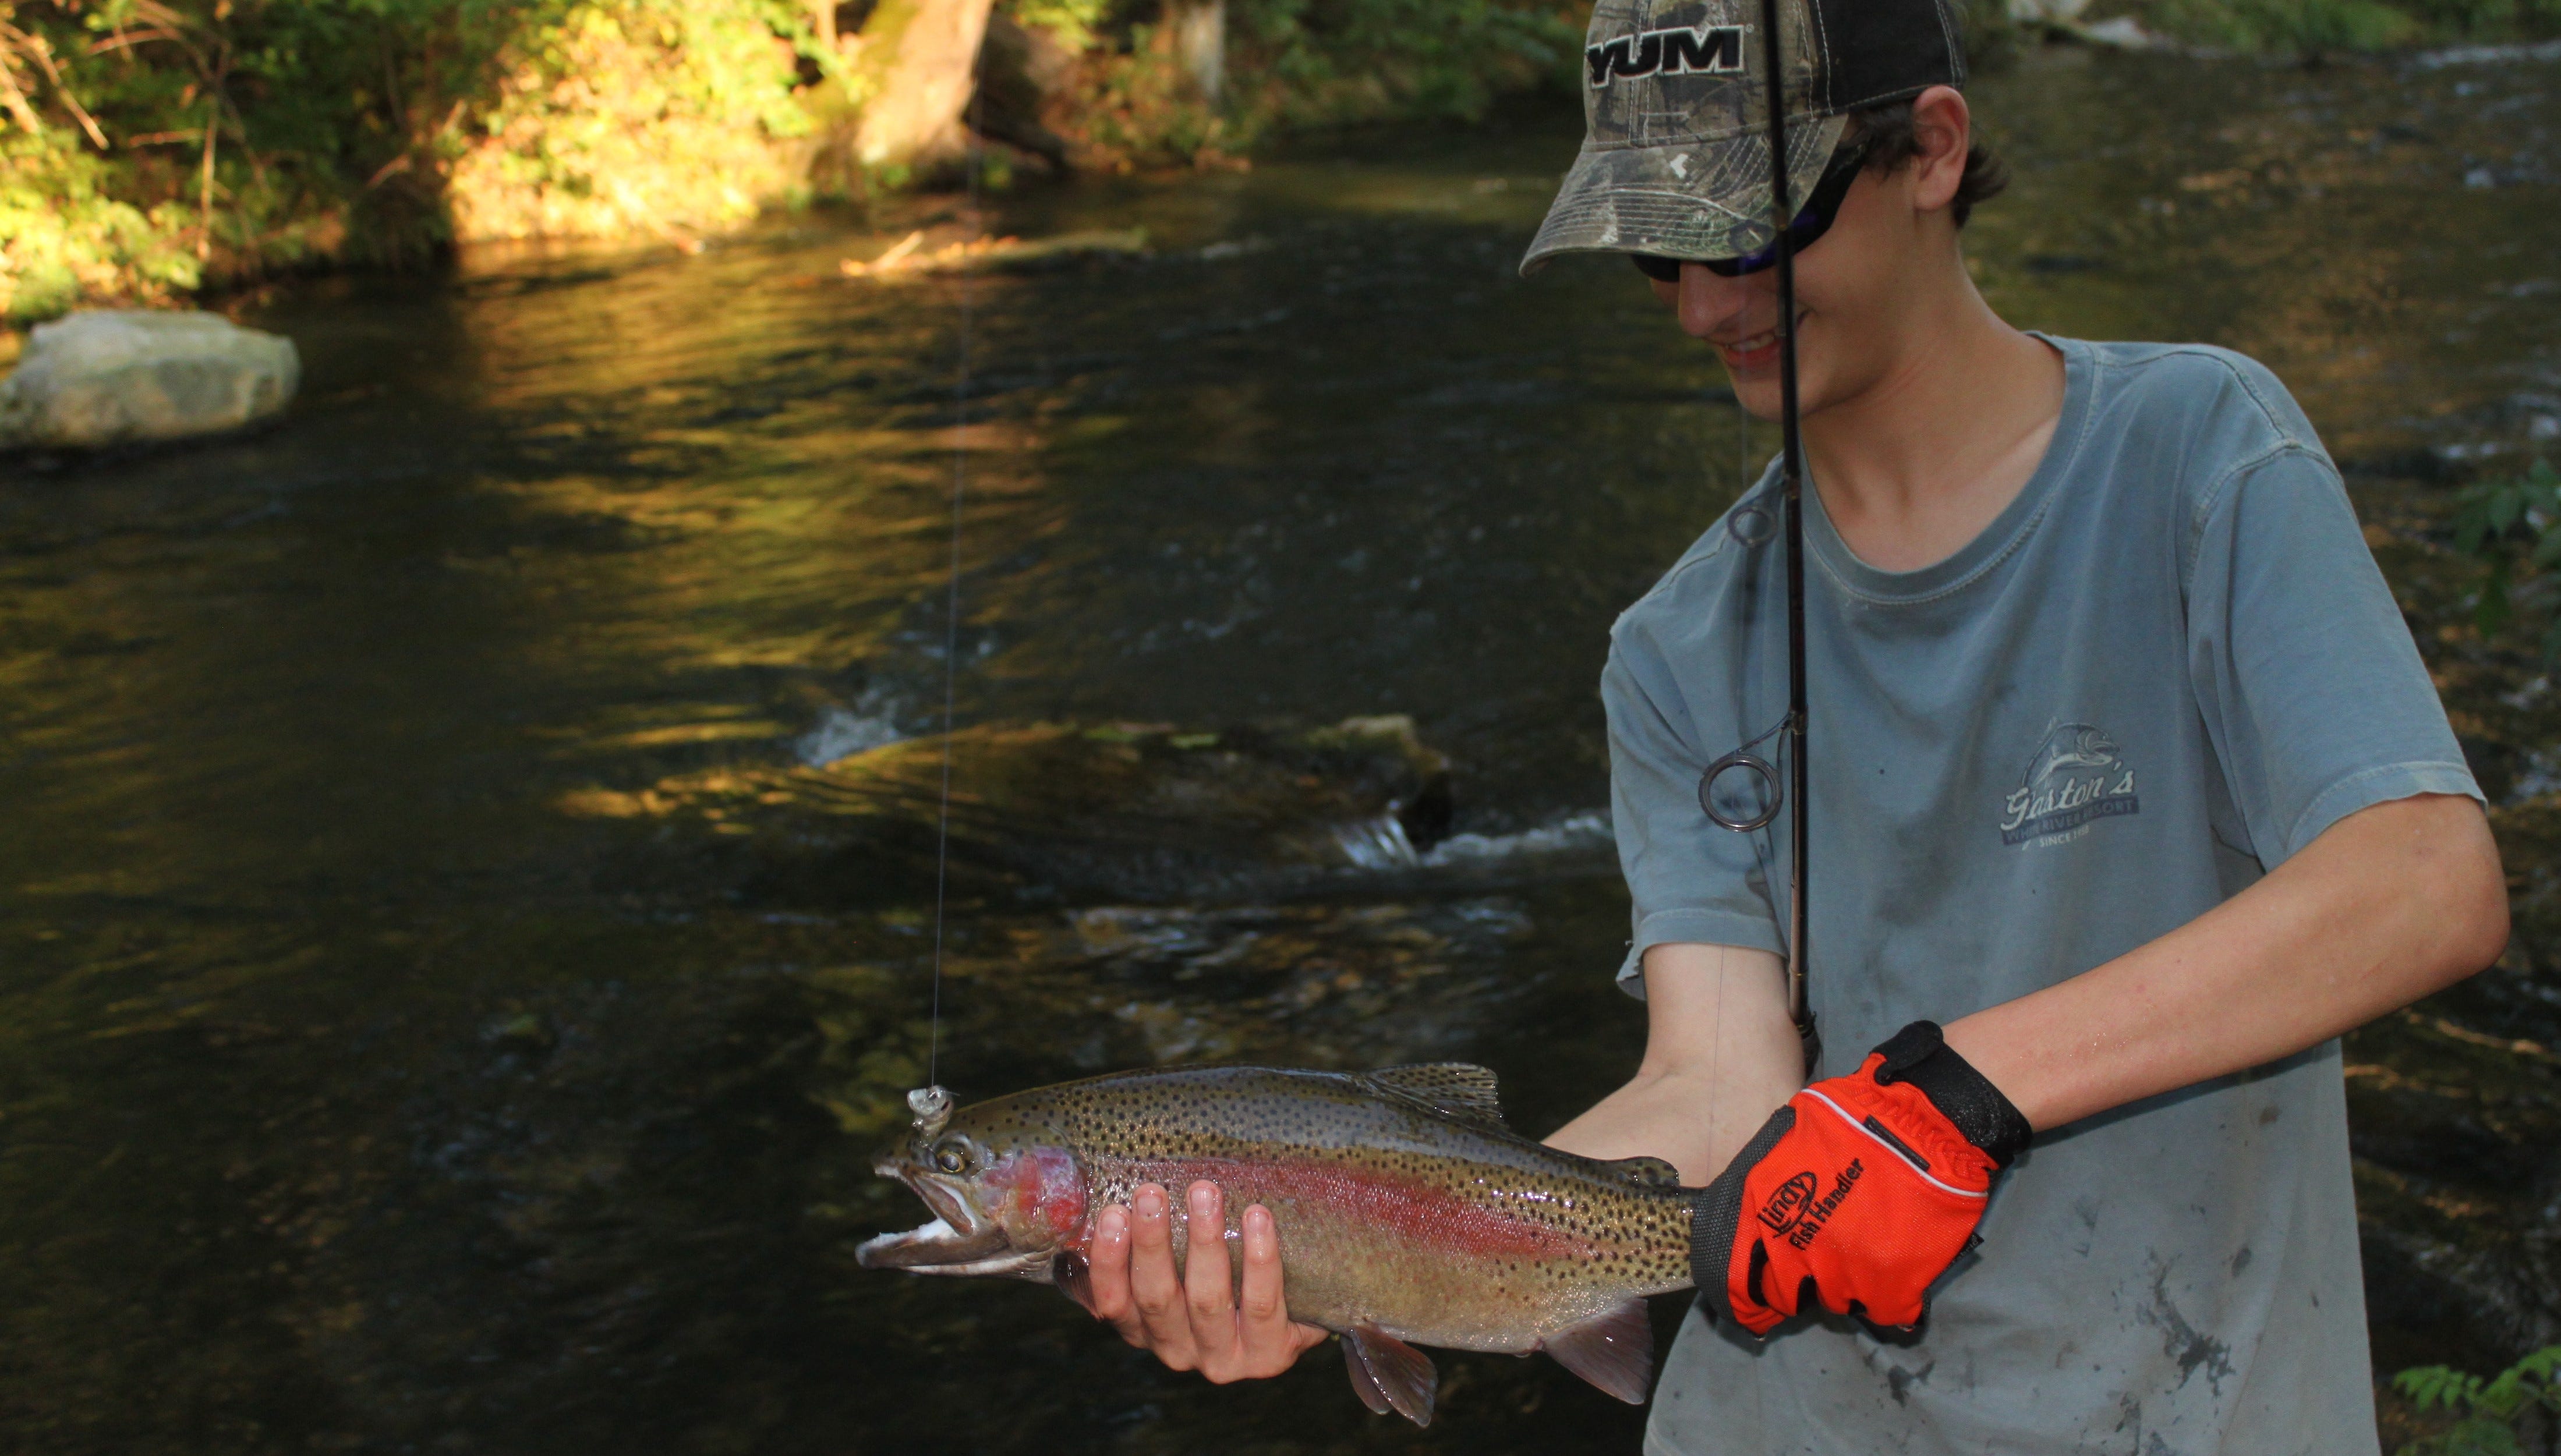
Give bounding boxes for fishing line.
[921,90,990,1107]
[1738,389,1752,494]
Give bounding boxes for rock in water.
[0,310,299,451]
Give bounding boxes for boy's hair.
[1850,101,2010,227]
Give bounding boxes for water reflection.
[1,42,2558,1455]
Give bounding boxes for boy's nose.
[1676,263,1765,339]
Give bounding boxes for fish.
[2025,722,2121,785]
[855,1064,1696,1426]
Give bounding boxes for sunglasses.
[1630,136,1877,282]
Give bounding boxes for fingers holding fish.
[1177,1184,1321,1382]
[1184,1182,1241,1370]
[1124,1182,1204,1369]
[1234,1203,1331,1379]
[1086,1203,1149,1348]
[1079,1181,1318,1383]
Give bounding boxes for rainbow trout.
[856,1064,1695,1425]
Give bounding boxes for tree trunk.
[1168,0,1225,104]
[852,0,997,171]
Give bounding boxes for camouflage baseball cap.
[1520,0,1969,274]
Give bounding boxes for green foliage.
[446,0,821,240]
[2450,459,2561,659]
[33,0,2538,323]
[2393,1346,2561,1455]
[2,0,1580,313]
[2137,0,2423,49]
[1042,0,1576,168]
[2127,0,2561,51]
[0,0,837,320]
[1010,0,1113,49]
[0,125,196,319]
[1234,0,1578,122]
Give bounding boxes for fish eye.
[932,1140,970,1175]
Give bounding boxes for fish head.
[855,1092,1090,1284]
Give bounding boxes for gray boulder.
[0,310,299,451]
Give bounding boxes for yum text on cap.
[1586,24,1747,87]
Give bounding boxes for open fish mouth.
[854,1160,1051,1279]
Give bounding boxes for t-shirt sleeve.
[1602,624,1787,998]
[2185,445,2482,867]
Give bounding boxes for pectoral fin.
[1541,1298,1654,1404]
[1342,1323,1438,1426]
[1051,1250,1095,1314]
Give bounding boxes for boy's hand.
[1084,1181,1329,1381]
[1692,1021,2032,1335]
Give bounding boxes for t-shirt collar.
[1801,333,2093,605]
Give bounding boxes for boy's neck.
[1800,268,2066,575]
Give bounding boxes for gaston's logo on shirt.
[2001,721,2140,848]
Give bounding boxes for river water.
[3,42,2559,1455]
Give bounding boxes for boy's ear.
[1907,85,1972,215]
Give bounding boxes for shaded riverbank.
[0,0,1584,324]
[6,0,2558,330]
[2,42,2560,1454]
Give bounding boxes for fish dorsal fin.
[1603,1155,1685,1189]
[1542,1297,1654,1405]
[1343,1324,1439,1426]
[1364,1063,1506,1126]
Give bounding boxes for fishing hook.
[908,1084,954,1139]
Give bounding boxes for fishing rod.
[1763,0,1815,1072]
[1701,0,1816,1072]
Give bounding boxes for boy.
[1082,1,2509,1448]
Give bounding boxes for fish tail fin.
[1542,1298,1654,1404]
[1343,1324,1438,1427]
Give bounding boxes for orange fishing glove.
[1690,1021,2032,1337]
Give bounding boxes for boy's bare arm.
[1542,943,1805,1184]
[1950,792,2506,1132]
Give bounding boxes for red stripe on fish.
[1101,1156,1598,1262]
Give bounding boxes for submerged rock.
[560,714,1457,903]
[0,310,299,451]
[839,227,1149,279]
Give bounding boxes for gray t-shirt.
[1603,336,2481,1456]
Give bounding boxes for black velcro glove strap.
[1870,1021,2032,1168]
[1688,1103,1796,1330]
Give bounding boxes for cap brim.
[1519,114,1847,277]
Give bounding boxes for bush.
[1027,0,1578,169]
[2449,458,2561,660]
[2136,0,2424,50]
[445,0,818,243]
[2120,0,2561,49]
[2393,1346,2561,1455]
[0,0,835,320]
[0,125,195,319]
